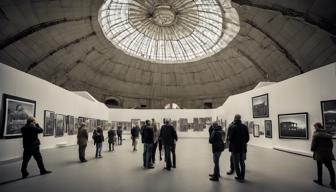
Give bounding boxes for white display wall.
[0,62,336,161]
[215,63,336,156]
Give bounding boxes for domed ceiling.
[0,0,335,109]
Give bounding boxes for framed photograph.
[248,121,254,134]
[252,94,269,118]
[253,124,260,137]
[55,114,65,137]
[67,115,75,135]
[44,110,55,136]
[265,120,272,138]
[74,117,79,133]
[278,113,309,139]
[178,118,188,132]
[2,94,36,137]
[321,100,336,137]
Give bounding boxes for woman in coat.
[311,122,335,189]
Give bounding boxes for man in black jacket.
[229,114,249,182]
[21,117,51,178]
[160,119,178,171]
[142,120,154,169]
[131,122,140,151]
[226,121,235,175]
[209,122,225,181]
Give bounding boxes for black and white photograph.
[2,94,36,137]
[265,120,272,138]
[252,94,269,118]
[178,118,189,132]
[44,110,55,136]
[67,115,75,135]
[248,121,254,134]
[55,114,65,137]
[278,113,309,139]
[321,100,336,138]
[253,124,260,137]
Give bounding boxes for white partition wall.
[216,63,336,155]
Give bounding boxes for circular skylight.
[98,0,240,64]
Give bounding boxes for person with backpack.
[209,122,225,181]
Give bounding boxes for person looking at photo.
[77,122,88,162]
[131,122,140,151]
[21,117,51,178]
[108,127,116,152]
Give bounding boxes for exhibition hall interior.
[0,0,336,191]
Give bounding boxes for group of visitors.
[18,114,336,190]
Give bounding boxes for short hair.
[26,116,35,124]
[314,122,323,129]
[234,114,241,121]
[145,120,151,125]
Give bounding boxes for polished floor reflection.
[0,138,334,192]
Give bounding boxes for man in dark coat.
[142,120,154,169]
[77,122,88,162]
[160,119,178,171]
[108,127,116,151]
[131,122,141,151]
[117,124,123,145]
[21,117,51,178]
[226,121,235,175]
[311,122,335,189]
[229,114,249,182]
[209,122,225,181]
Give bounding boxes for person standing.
[108,127,116,152]
[117,124,123,145]
[21,117,51,178]
[131,122,141,151]
[209,122,225,181]
[226,121,235,175]
[229,114,249,182]
[311,122,336,189]
[160,119,178,171]
[77,122,88,163]
[93,127,104,158]
[151,119,160,164]
[142,120,154,169]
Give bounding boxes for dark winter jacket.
[160,124,178,146]
[108,129,116,143]
[117,126,122,135]
[311,130,335,162]
[209,126,225,153]
[93,128,104,144]
[142,125,154,144]
[226,122,233,152]
[77,126,88,146]
[229,120,249,153]
[209,125,214,137]
[131,126,140,138]
[21,123,43,149]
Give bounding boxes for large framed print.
[67,115,75,135]
[278,113,309,139]
[44,110,55,136]
[253,124,260,137]
[265,120,272,138]
[55,114,65,137]
[321,100,336,137]
[252,94,269,118]
[2,94,36,137]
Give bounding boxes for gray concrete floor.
[0,138,334,192]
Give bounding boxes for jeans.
[229,153,235,172]
[96,143,102,157]
[213,152,222,177]
[21,147,47,174]
[143,143,153,167]
[164,144,176,168]
[317,160,335,185]
[132,137,138,151]
[78,145,87,161]
[108,142,114,151]
[233,153,246,179]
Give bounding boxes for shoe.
[313,180,323,186]
[81,159,87,163]
[209,174,221,178]
[235,177,244,183]
[226,170,234,175]
[330,184,336,190]
[209,177,219,181]
[147,166,155,169]
[164,167,171,171]
[172,165,176,168]
[40,170,52,175]
[22,172,29,179]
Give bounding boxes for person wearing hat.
[311,122,336,189]
[77,122,88,162]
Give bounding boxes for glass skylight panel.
[98,0,240,63]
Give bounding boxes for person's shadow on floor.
[0,174,41,186]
